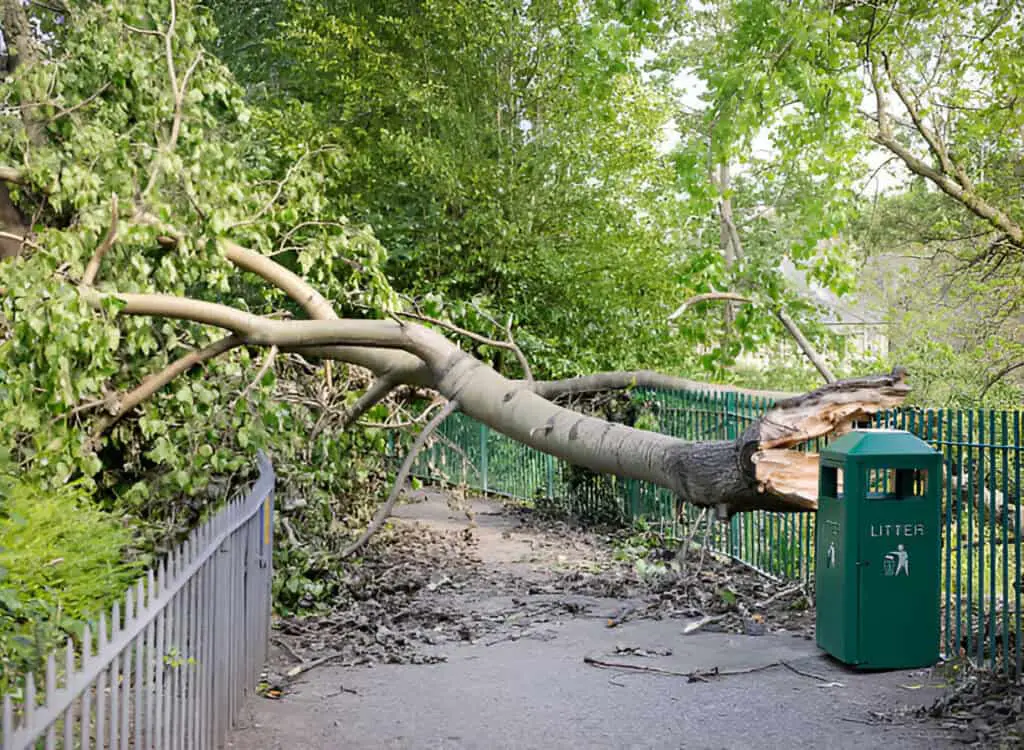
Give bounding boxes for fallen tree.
[0,0,911,532]
[5,182,912,519]
[68,241,910,519]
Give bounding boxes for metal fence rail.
[398,389,1024,673]
[1,452,275,750]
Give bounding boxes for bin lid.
[821,428,938,460]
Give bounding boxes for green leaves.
[0,0,403,628]
[0,477,144,696]
[207,0,697,378]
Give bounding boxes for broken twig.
[584,656,780,682]
[584,656,841,685]
[285,651,344,679]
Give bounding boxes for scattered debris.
[265,495,817,695]
[919,667,1024,747]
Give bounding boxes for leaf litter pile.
[262,498,815,694]
[916,668,1024,748]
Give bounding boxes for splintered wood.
[747,369,912,511]
[751,450,820,509]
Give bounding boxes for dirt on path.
[227,490,963,750]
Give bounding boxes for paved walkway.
[227,492,958,750]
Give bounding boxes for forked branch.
[92,333,243,438]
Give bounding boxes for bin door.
[856,497,940,669]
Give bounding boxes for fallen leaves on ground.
[919,668,1024,748]
[263,499,816,694]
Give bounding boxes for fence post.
[545,454,554,500]
[480,423,489,494]
[629,479,641,520]
[724,390,738,440]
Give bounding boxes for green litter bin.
[815,429,942,670]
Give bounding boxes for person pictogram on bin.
[884,544,909,576]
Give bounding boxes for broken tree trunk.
[83,286,911,517]
[736,369,910,515]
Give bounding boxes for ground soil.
[226,489,979,750]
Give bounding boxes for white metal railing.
[1,451,275,750]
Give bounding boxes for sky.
[656,65,906,196]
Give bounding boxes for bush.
[0,476,142,695]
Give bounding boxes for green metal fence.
[872,408,1023,674]
[396,388,1023,673]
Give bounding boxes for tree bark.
[83,287,911,517]
[530,370,794,401]
[3,0,46,146]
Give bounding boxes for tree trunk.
[3,0,46,146]
[87,286,911,517]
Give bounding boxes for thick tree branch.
[182,236,767,400]
[870,129,1024,249]
[221,240,339,321]
[0,167,25,184]
[220,241,434,386]
[869,57,1024,250]
[80,285,907,515]
[0,230,38,252]
[668,292,752,321]
[92,334,243,437]
[530,370,794,401]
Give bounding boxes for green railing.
[873,408,1023,674]
[395,388,1023,673]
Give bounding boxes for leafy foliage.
[0,0,395,633]
[0,475,142,695]
[681,0,1024,398]
[853,188,1024,407]
[209,0,701,378]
